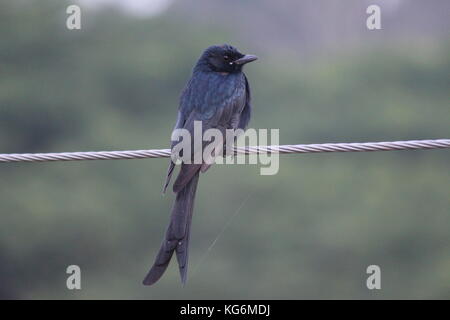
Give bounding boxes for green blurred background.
[0,0,449,299]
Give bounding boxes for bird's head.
[195,44,258,74]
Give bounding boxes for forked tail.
[143,172,200,285]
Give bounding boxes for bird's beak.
[234,54,258,65]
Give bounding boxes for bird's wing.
[172,107,226,193]
[238,73,252,130]
[163,74,214,193]
[172,72,247,193]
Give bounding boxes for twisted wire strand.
[0,139,449,163]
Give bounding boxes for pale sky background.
[77,0,405,17]
[78,0,172,16]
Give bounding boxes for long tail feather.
[143,172,200,285]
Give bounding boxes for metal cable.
[0,139,449,163]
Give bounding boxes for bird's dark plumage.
[143,44,257,286]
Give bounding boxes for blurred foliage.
[0,0,449,299]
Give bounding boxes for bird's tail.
[143,172,200,285]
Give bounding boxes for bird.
[143,44,257,286]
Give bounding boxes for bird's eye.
[223,55,229,60]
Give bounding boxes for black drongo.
[143,44,257,285]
